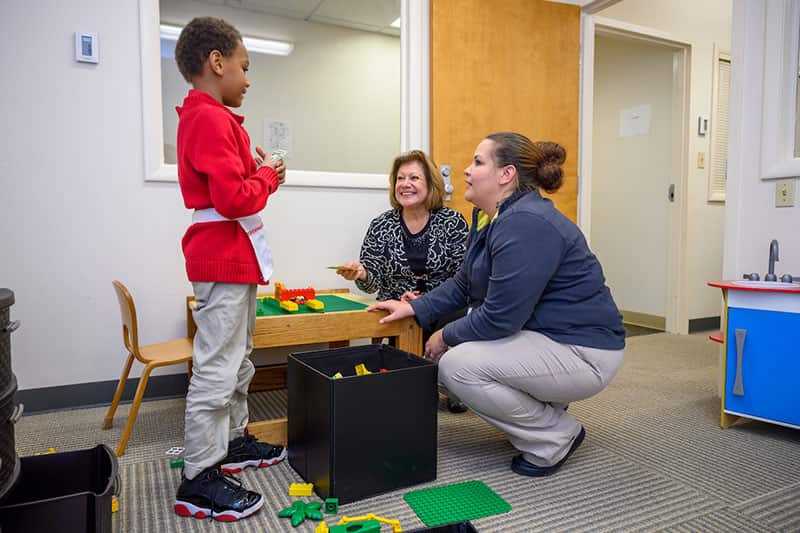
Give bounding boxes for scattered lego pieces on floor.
[338,514,402,532]
[165,446,185,456]
[288,482,314,497]
[111,496,119,513]
[278,500,324,527]
[169,457,184,469]
[324,497,339,514]
[33,447,56,456]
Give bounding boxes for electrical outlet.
[697,152,705,169]
[775,178,795,207]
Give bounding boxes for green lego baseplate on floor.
[403,480,511,526]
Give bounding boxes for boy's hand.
[275,160,286,184]
[254,146,275,169]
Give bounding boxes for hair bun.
[534,142,565,193]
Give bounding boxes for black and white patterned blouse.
[355,207,469,301]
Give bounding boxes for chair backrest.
[112,280,141,359]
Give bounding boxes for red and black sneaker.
[174,465,263,522]
[219,430,287,474]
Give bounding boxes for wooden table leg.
[395,318,423,355]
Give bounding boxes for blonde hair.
[388,150,445,210]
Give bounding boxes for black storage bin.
[408,521,479,533]
[0,444,118,533]
[0,288,17,403]
[0,376,21,500]
[288,344,437,504]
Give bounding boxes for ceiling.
[200,0,401,36]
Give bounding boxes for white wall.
[0,1,392,390]
[160,0,401,174]
[591,35,674,317]
[599,0,732,320]
[725,1,800,283]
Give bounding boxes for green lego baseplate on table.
[403,480,511,526]
[256,294,367,316]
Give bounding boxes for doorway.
[579,18,690,334]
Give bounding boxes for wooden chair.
[102,280,193,456]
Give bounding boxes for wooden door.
[431,0,581,222]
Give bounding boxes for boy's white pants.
[183,282,257,479]
[438,330,623,467]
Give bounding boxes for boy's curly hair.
[174,17,242,83]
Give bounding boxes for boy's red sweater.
[176,90,279,284]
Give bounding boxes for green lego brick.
[403,480,511,526]
[329,520,382,533]
[324,497,339,514]
[169,457,184,468]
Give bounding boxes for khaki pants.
[183,282,257,479]
[438,330,623,467]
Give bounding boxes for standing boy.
[172,17,286,522]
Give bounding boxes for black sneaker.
[174,465,263,522]
[511,426,586,477]
[447,398,468,413]
[220,430,287,474]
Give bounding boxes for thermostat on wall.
[75,32,98,63]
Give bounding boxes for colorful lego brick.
[332,372,343,379]
[275,281,316,302]
[280,300,299,313]
[354,363,372,376]
[34,447,56,456]
[165,446,185,456]
[288,482,314,497]
[316,521,330,533]
[324,497,339,514]
[306,298,325,311]
[278,500,324,527]
[330,520,382,533]
[170,457,185,468]
[338,514,402,532]
[111,496,119,513]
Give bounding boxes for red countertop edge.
[708,280,800,293]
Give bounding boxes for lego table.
[186,289,423,444]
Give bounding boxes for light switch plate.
[775,178,795,207]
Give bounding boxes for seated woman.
[336,149,469,412]
[368,132,626,477]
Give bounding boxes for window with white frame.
[708,51,730,202]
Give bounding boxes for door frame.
[578,12,691,334]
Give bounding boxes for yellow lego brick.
[111,496,119,513]
[288,482,314,497]
[316,521,329,533]
[280,300,299,313]
[306,299,325,311]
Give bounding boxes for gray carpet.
[12,333,800,532]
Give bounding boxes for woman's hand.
[366,299,415,323]
[424,329,449,362]
[335,261,366,281]
[400,290,421,303]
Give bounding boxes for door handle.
[668,184,675,202]
[733,329,746,396]
[440,165,454,202]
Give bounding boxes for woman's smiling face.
[394,161,429,210]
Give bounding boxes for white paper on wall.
[264,119,292,158]
[619,104,651,137]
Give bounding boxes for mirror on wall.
[159,0,401,175]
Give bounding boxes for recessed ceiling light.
[159,24,293,56]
